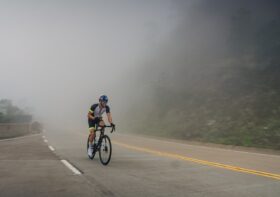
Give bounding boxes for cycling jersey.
[89,103,110,118]
[88,103,110,129]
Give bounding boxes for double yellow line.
[113,141,280,181]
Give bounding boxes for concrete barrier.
[0,123,39,139]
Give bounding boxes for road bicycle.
[87,125,115,165]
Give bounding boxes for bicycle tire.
[99,135,112,165]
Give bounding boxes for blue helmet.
[99,95,109,103]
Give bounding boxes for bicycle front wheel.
[99,135,112,165]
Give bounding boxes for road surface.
[1,128,280,197]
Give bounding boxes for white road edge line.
[44,139,48,143]
[48,145,55,151]
[61,160,82,175]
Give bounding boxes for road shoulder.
[0,134,106,197]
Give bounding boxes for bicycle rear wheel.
[99,135,112,165]
[87,136,96,160]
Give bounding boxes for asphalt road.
[44,128,280,197]
[1,128,280,197]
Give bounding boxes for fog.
[117,0,280,137]
[1,0,280,139]
[0,0,177,131]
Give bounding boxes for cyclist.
[87,95,115,157]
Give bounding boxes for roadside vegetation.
[0,99,32,123]
[123,4,280,150]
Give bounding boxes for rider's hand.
[110,123,116,133]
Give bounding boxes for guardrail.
[0,123,39,139]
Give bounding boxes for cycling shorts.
[88,118,101,130]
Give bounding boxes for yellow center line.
[74,131,280,180]
[112,140,280,181]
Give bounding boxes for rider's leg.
[89,127,95,144]
[88,127,95,156]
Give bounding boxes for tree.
[0,99,32,123]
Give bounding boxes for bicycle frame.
[94,125,115,151]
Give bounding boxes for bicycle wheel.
[98,135,112,165]
[87,136,96,160]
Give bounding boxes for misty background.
[1,0,280,149]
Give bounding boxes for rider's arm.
[88,104,98,120]
[106,112,113,124]
[106,106,113,124]
[88,112,95,120]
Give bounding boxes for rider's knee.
[99,121,105,127]
[89,127,95,134]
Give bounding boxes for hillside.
[122,2,280,150]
